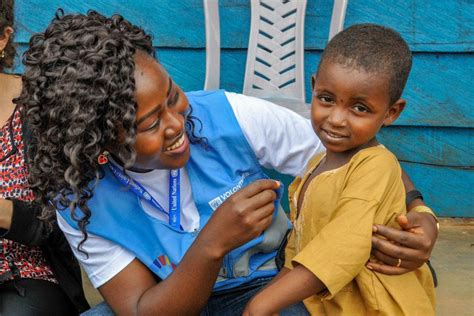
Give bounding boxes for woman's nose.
[163,109,184,137]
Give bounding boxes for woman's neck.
[127,166,154,173]
[0,73,22,127]
[109,153,155,174]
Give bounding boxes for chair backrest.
[329,0,348,40]
[204,0,220,90]
[203,0,348,104]
[242,0,307,103]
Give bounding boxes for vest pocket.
[226,205,289,278]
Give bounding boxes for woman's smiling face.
[131,51,191,171]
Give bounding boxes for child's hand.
[243,297,278,316]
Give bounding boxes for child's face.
[131,52,191,171]
[311,61,404,154]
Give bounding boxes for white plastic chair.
[204,0,348,118]
[203,0,221,90]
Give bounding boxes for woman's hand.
[199,179,280,259]
[368,211,438,274]
[0,199,13,230]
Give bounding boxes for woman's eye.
[167,91,180,107]
[143,119,160,132]
[353,104,369,113]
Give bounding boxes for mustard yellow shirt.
[284,146,435,315]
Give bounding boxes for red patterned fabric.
[0,108,57,284]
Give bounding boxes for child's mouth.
[322,129,347,139]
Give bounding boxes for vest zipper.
[224,253,233,278]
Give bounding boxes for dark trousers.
[0,278,78,316]
[82,277,308,316]
[200,277,309,316]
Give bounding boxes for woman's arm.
[0,198,66,247]
[369,170,438,274]
[100,238,224,315]
[0,199,13,231]
[98,179,280,315]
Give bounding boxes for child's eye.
[353,104,370,113]
[317,95,333,103]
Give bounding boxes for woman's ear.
[0,26,14,52]
[383,99,406,126]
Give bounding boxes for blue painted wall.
[13,0,473,217]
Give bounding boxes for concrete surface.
[431,218,474,315]
[81,218,474,315]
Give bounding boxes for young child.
[244,24,436,315]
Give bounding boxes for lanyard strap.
[108,162,182,230]
[169,169,180,229]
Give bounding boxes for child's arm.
[243,223,320,315]
[369,170,438,274]
[244,264,325,315]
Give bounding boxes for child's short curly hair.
[0,0,16,71]
[318,23,413,104]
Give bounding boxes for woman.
[0,1,89,314]
[19,10,438,315]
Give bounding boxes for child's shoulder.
[350,145,400,174]
[304,152,326,174]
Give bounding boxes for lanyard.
[108,162,182,230]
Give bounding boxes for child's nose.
[327,108,347,126]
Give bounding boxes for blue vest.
[59,90,290,291]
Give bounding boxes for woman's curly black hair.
[17,10,204,252]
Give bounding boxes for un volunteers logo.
[171,169,179,177]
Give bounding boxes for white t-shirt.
[57,92,324,288]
